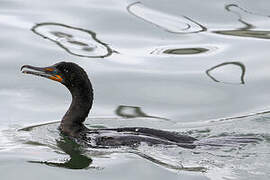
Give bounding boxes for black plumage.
[21,62,197,149]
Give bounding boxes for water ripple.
[127,2,206,34]
[31,22,115,58]
[206,61,246,85]
[150,45,217,56]
[115,105,170,121]
[214,4,270,39]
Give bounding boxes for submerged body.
[77,126,196,149]
[21,62,197,149]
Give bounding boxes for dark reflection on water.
[150,47,209,55]
[29,135,93,170]
[115,105,170,121]
[163,48,208,55]
[20,123,94,170]
[28,137,92,169]
[214,4,270,39]
[32,22,115,58]
[206,61,246,84]
[127,2,206,34]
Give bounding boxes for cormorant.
[21,62,197,149]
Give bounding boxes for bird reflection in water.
[206,61,246,85]
[31,22,115,58]
[29,136,95,170]
[214,4,270,39]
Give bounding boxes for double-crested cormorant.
[21,62,197,149]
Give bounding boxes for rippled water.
[0,0,270,179]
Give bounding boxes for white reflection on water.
[0,15,33,29]
[127,2,206,33]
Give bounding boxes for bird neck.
[60,83,93,136]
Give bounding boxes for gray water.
[0,0,270,179]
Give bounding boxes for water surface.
[0,0,270,179]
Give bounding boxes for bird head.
[21,61,91,91]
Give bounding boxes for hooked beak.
[21,64,63,83]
